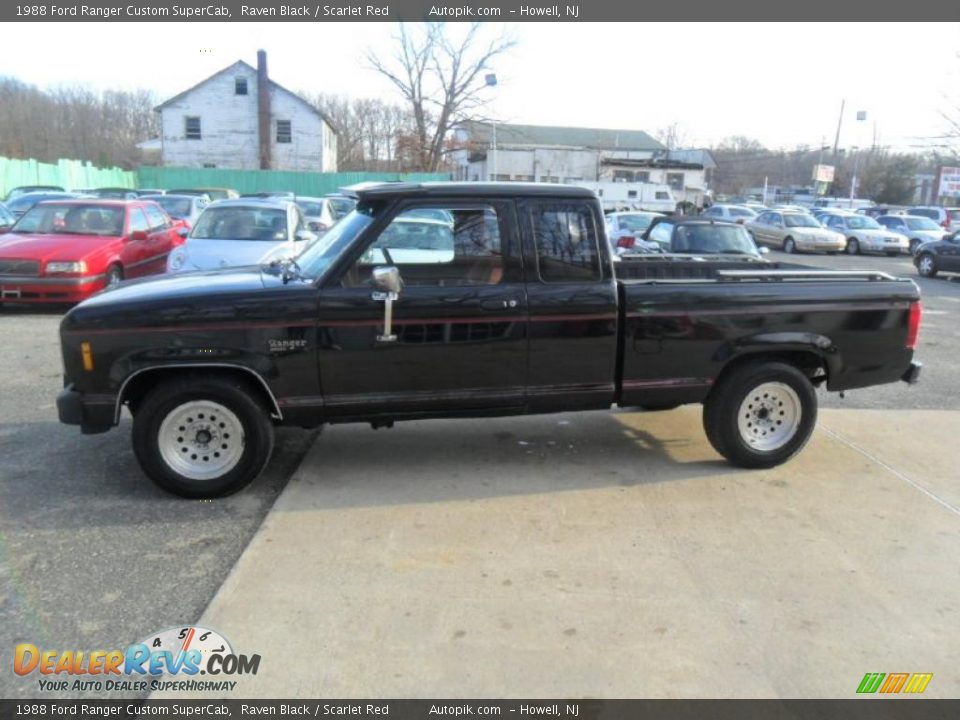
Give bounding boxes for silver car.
[876,215,950,254]
[605,211,664,255]
[821,212,910,256]
[746,210,846,254]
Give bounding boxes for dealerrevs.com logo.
[14,626,260,693]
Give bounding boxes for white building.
[155,50,337,172]
[452,122,714,209]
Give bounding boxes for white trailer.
[572,181,677,213]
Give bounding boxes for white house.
[155,50,337,172]
[452,122,714,209]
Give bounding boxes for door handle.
[480,298,519,310]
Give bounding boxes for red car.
[0,199,186,304]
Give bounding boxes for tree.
[653,122,690,150]
[367,23,516,172]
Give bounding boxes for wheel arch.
[711,340,835,394]
[116,364,282,423]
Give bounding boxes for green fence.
[135,167,452,196]
[0,157,135,198]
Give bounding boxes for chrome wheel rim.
[158,401,244,480]
[107,268,122,285]
[919,256,934,275]
[784,239,794,253]
[737,382,801,452]
[846,239,858,255]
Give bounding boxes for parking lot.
[2,249,959,698]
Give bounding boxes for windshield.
[297,201,324,217]
[153,197,194,218]
[191,206,288,241]
[905,217,941,231]
[671,224,759,255]
[328,197,356,220]
[845,216,881,230]
[617,214,655,232]
[12,203,124,235]
[784,214,819,228]
[297,207,377,278]
[0,205,13,224]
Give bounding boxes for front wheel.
[703,361,817,469]
[846,238,860,255]
[783,237,796,254]
[917,253,938,278]
[105,264,123,286]
[132,375,275,498]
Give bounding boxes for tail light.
[906,301,922,349]
[617,235,636,249]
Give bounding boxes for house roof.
[459,121,664,151]
[154,60,338,135]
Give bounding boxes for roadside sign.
[938,167,960,198]
[813,164,835,183]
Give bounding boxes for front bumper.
[57,384,114,434]
[901,361,922,385]
[0,274,106,303]
[796,238,846,252]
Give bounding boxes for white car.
[820,212,910,256]
[701,204,758,225]
[876,215,950,254]
[605,211,665,255]
[295,195,357,235]
[166,199,315,273]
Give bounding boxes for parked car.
[167,188,239,201]
[643,217,765,257]
[907,206,960,233]
[90,187,139,200]
[5,191,82,219]
[858,205,908,219]
[820,212,910,256]
[142,194,208,230]
[746,210,846,254]
[325,194,357,222]
[0,202,15,234]
[876,215,950,254]
[604,211,665,254]
[56,182,922,497]
[700,204,758,225]
[295,196,357,235]
[4,185,66,202]
[166,199,315,273]
[770,204,812,214]
[0,199,184,304]
[134,189,166,197]
[914,232,960,278]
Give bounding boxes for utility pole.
[832,99,845,163]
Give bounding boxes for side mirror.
[372,265,402,295]
[176,227,189,238]
[129,230,148,242]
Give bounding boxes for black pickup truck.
[57,183,923,497]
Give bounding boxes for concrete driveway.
[163,405,960,698]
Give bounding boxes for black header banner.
[1,700,959,720]
[2,0,957,21]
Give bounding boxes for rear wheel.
[783,237,796,254]
[132,375,275,498]
[846,238,860,255]
[909,238,922,255]
[917,253,938,278]
[703,361,817,469]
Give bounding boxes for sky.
[2,22,958,152]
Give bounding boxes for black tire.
[105,264,123,286]
[909,238,921,255]
[846,237,860,255]
[917,253,938,278]
[703,361,817,469]
[783,237,796,254]
[132,375,275,498]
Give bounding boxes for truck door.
[520,197,619,413]
[316,199,529,419]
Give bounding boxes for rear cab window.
[528,201,602,282]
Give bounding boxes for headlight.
[46,261,87,274]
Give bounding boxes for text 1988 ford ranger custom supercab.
[57,183,922,497]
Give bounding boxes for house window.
[539,176,559,184]
[276,120,292,144]
[612,170,634,182]
[563,177,583,183]
[666,172,685,191]
[185,116,201,140]
[636,171,650,183]
[235,77,248,95]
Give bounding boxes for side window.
[144,205,167,230]
[770,213,783,227]
[344,205,505,288]
[530,202,601,283]
[648,222,674,247]
[828,216,843,229]
[128,209,149,234]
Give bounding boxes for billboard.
[938,167,960,199]
[812,164,835,183]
